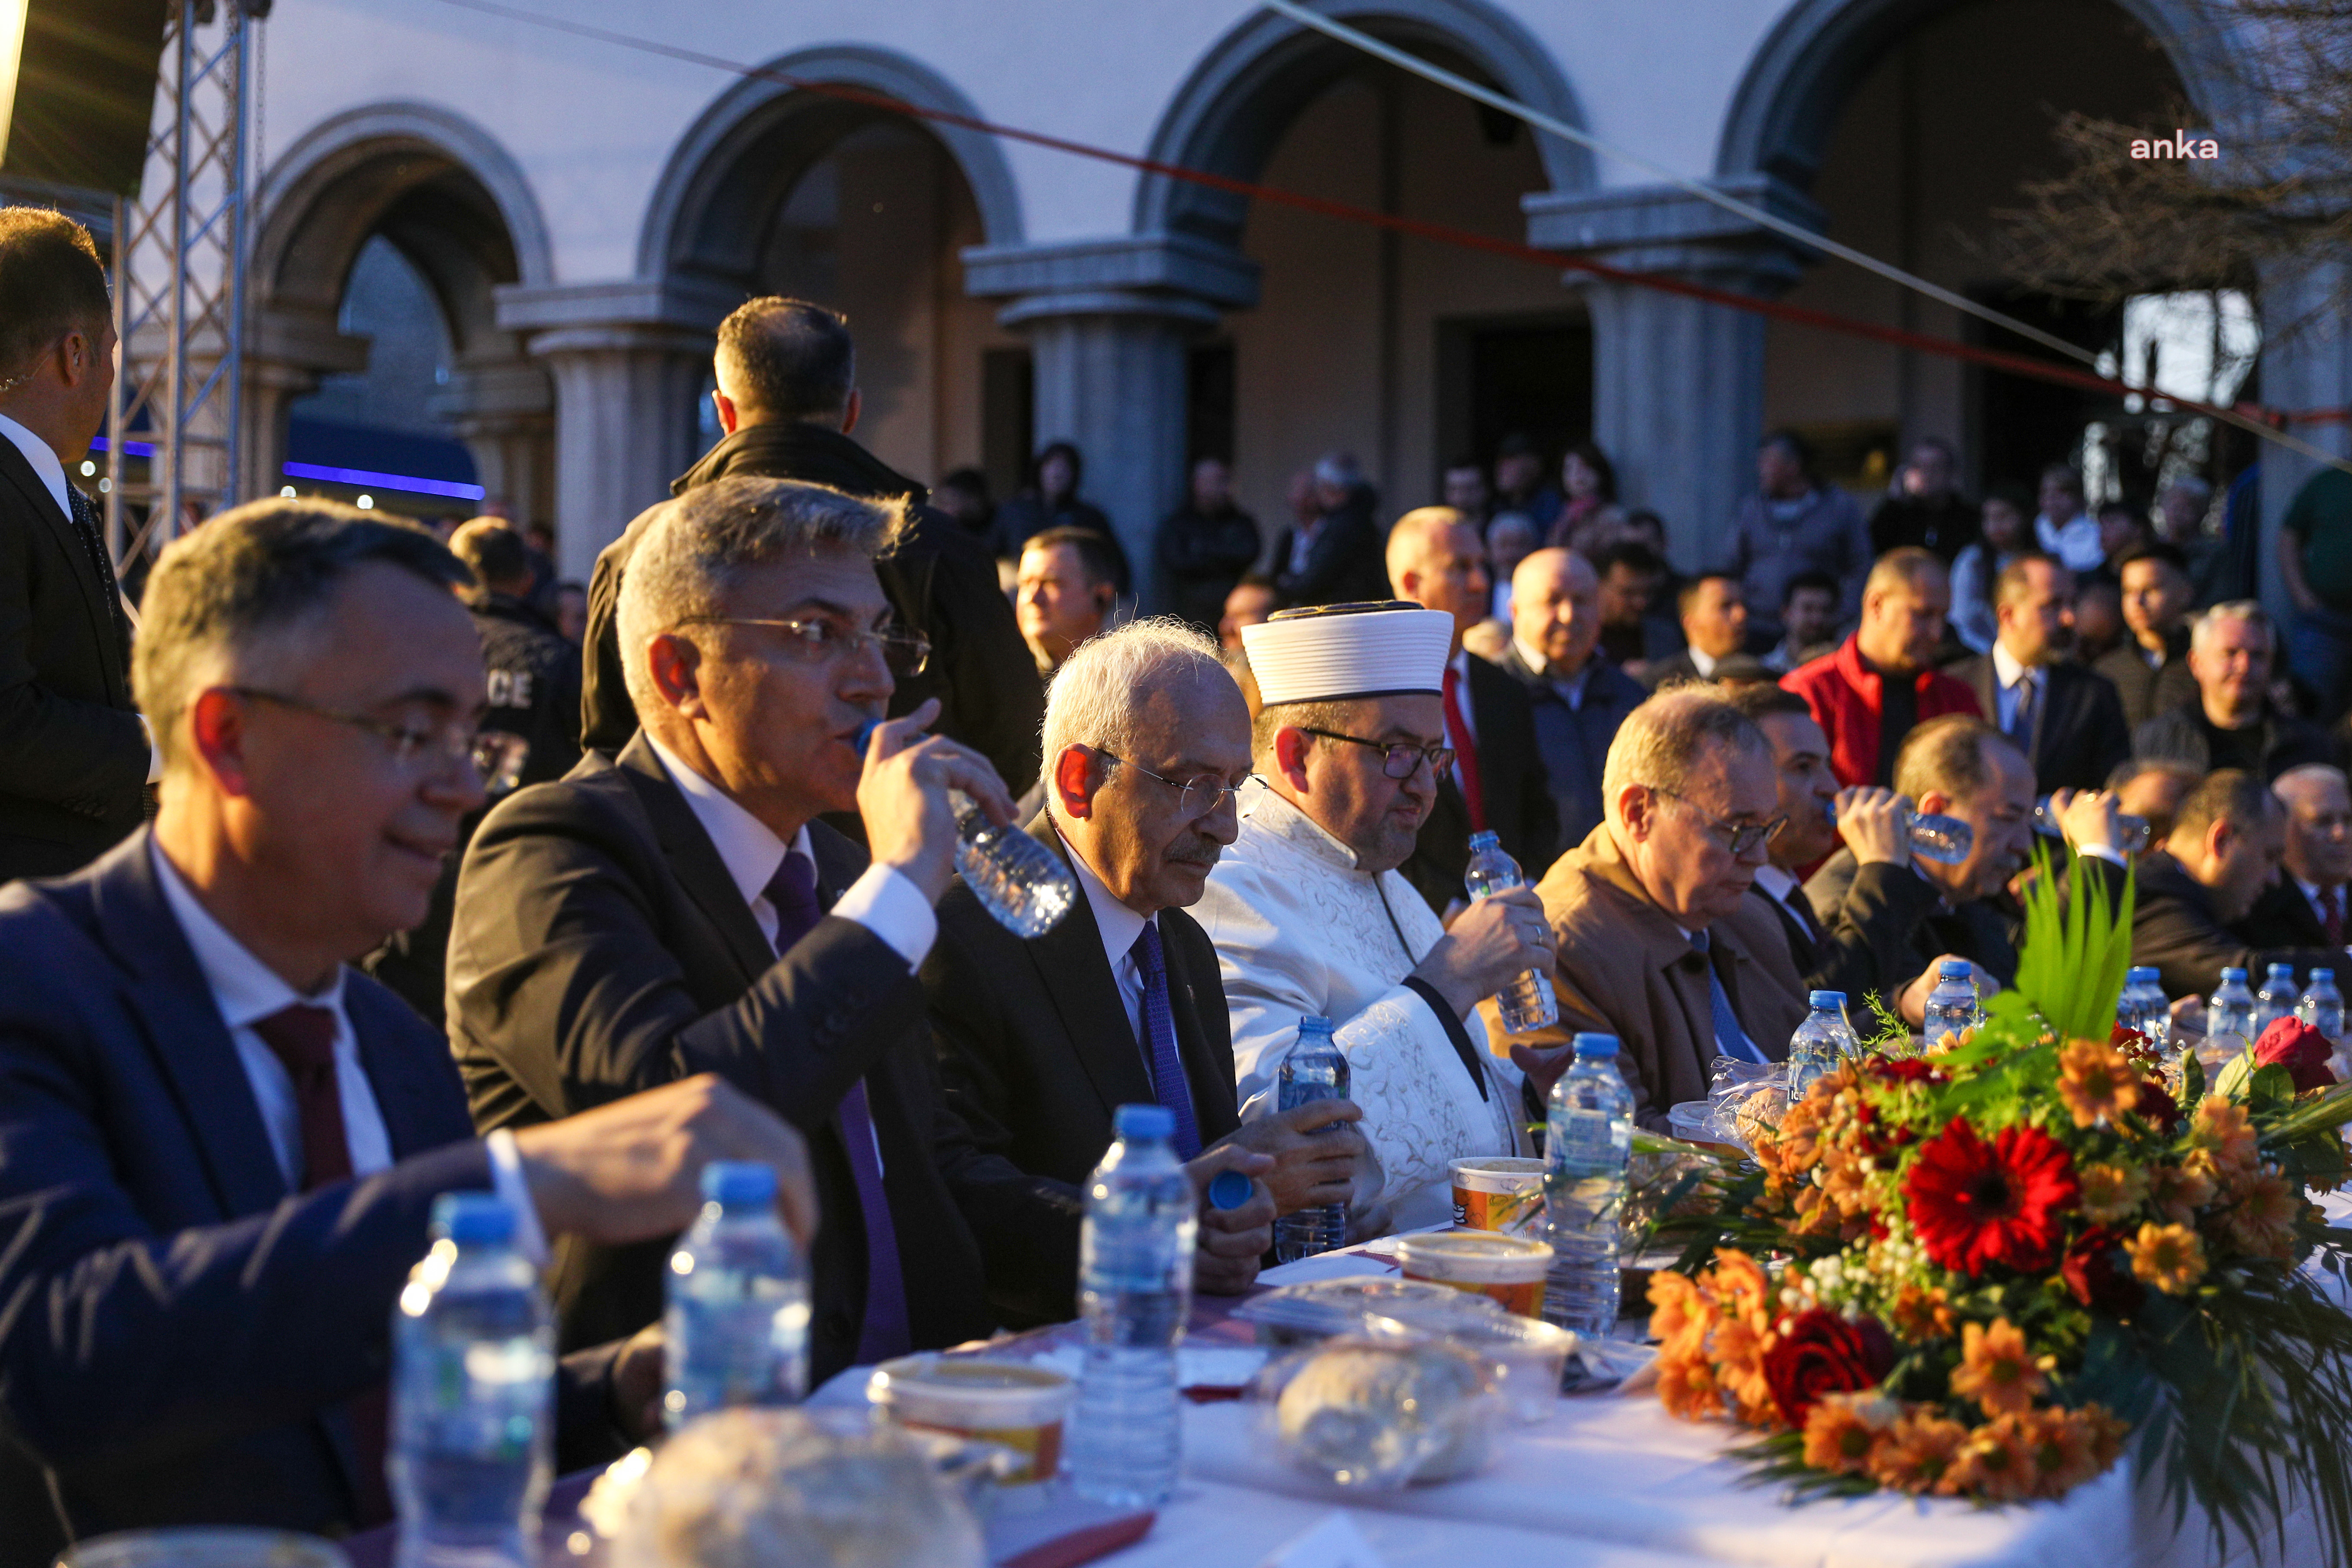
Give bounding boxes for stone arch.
[247,103,555,518]
[1716,0,2239,188]
[637,43,1023,294]
[1135,0,1595,249]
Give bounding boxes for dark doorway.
[1967,288,2122,494]
[1436,312,1593,495]
[1188,340,1236,464]
[982,346,1033,501]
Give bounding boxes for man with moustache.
[1530,690,1808,1130]
[1192,604,1555,1228]
[925,620,1378,1325]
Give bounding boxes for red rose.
[2110,1022,2147,1050]
[2132,1079,2182,1134]
[1763,1308,1899,1427]
[2254,1017,2338,1093]
[2061,1226,2144,1314]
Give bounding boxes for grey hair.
[1600,688,1770,808]
[617,476,908,720]
[133,497,471,778]
[2190,599,2273,658]
[1040,617,1233,792]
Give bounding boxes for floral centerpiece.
[1646,855,2352,1557]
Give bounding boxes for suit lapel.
[0,442,119,695]
[614,735,774,980]
[1160,908,1239,1137]
[1465,655,1513,832]
[345,985,469,1160]
[86,832,292,1215]
[1029,816,1156,1117]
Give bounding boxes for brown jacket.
[1534,824,1807,1129]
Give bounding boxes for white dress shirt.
[0,410,69,519]
[1066,835,1153,1045]
[1686,645,1720,679]
[150,840,546,1256]
[1753,864,1811,934]
[1991,640,2043,738]
[2035,512,2104,575]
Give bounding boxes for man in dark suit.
[1495,547,1645,849]
[0,208,150,884]
[1386,506,1559,916]
[580,297,1042,795]
[0,498,815,1551]
[1269,454,1385,608]
[1642,572,1756,689]
[1948,553,2130,794]
[2079,769,2342,1000]
[2237,763,2352,952]
[449,477,1007,1382]
[1722,683,1963,1022]
[927,620,1378,1325]
[2094,542,2199,728]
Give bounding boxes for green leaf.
[2246,1063,2297,1115]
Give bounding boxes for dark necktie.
[1691,930,1765,1064]
[2006,674,2037,753]
[64,485,129,651]
[1784,882,1822,942]
[251,1002,390,1525]
[2324,885,2344,949]
[1129,925,1202,1159]
[763,851,908,1363]
[1442,664,1488,833]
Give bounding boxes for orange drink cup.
[1394,1232,1553,1318]
[866,1356,1074,1484]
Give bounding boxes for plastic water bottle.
[1273,1016,1350,1262]
[664,1161,810,1425]
[2127,967,2172,1053]
[2208,967,2258,1060]
[853,719,1074,936]
[2296,968,2344,1043]
[392,1194,553,1568]
[1071,1104,1196,1508]
[1787,991,1857,1101]
[1922,959,1978,1050]
[1826,799,1972,865]
[2032,796,2151,856]
[2254,962,2298,1035]
[1464,830,1559,1031]
[1541,1033,1634,1335]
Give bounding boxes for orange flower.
[2077,1161,2149,1225]
[1801,1390,1896,1475]
[2216,1169,2299,1263]
[2057,1038,2141,1128]
[1890,1283,1957,1341]
[1948,1317,2047,1418]
[1951,1413,2039,1503]
[2189,1099,2259,1185]
[2127,1221,2207,1294]
[1648,1269,1704,1345]
[1708,1249,1774,1330]
[2148,1162,2216,1225]
[1657,1338,1724,1422]
[1868,1407,1972,1494]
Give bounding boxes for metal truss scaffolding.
[104,0,264,573]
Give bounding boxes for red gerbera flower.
[1902,1117,2079,1276]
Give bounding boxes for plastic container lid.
[1206,1169,1256,1210]
[701,1160,776,1205]
[1809,990,1846,1008]
[1395,1232,1554,1285]
[867,1354,1074,1427]
[1233,1278,1499,1339]
[1115,1103,1176,1140]
[1938,958,1972,977]
[432,1192,515,1246]
[1571,1032,1620,1058]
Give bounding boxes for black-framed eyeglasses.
[1100,752,1259,818]
[1651,785,1786,857]
[675,615,931,677]
[223,686,504,781]
[1295,728,1454,781]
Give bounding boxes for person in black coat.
[1494,548,1646,850]
[2093,543,2200,728]
[0,497,814,1550]
[926,623,1375,1326]
[1155,455,1260,633]
[2235,763,2352,953]
[448,478,1006,1382]
[986,440,1131,594]
[2131,601,2333,783]
[1946,554,2130,794]
[580,297,1044,796]
[1269,455,1386,608]
[0,209,147,885]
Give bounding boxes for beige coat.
[1534,824,1807,1129]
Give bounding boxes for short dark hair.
[0,208,110,382]
[1563,441,1617,500]
[2115,540,2190,577]
[1760,428,1813,473]
[715,296,855,421]
[449,518,532,592]
[135,499,472,776]
[1994,550,2065,606]
[1721,682,1813,723]
[1593,539,1664,579]
[1676,571,1741,619]
[2039,463,2084,498]
[1442,453,1482,475]
[2172,769,2276,843]
[1893,714,2018,805]
[1780,568,1838,607]
[1023,525,1120,590]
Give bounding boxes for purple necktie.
[1130,925,1202,1159]
[765,851,909,1363]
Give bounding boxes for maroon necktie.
[250,1003,392,1526]
[2324,886,2344,949]
[1442,664,1488,833]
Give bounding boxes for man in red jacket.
[1782,547,1980,787]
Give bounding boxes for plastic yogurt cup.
[1449,1156,1547,1236]
[1394,1231,1554,1318]
[866,1355,1074,1484]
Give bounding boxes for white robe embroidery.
[1193,782,1528,1229]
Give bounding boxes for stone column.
[1525,179,1818,573]
[965,235,1259,612]
[242,303,368,503]
[2257,259,2352,620]
[432,358,556,529]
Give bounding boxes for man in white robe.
[1194,603,1556,1229]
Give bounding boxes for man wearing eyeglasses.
[1527,689,1808,1130]
[447,476,1009,1383]
[923,619,1380,1324]
[1196,604,1553,1229]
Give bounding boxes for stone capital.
[962,231,1259,317]
[1523,174,1822,291]
[495,276,742,336]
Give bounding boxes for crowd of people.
[7,202,2352,1557]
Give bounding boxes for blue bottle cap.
[1467,830,1501,852]
[2222,967,2248,982]
[1809,990,1846,1008]
[1116,1103,1176,1140]
[432,1192,516,1246]
[2315,968,2336,982]
[1296,1015,1336,1040]
[1205,1169,1256,1210]
[701,1160,777,1206]
[851,719,882,754]
[1571,1032,1620,1059]
[1938,958,1972,978]
[2269,962,2295,978]
[2127,966,2157,983]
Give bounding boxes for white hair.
[616,476,906,721]
[1039,617,1234,798]
[2190,599,2273,659]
